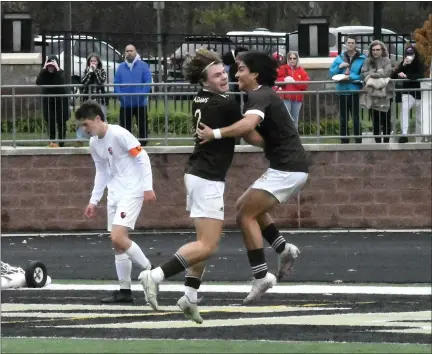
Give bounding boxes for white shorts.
[107,196,144,231]
[184,174,225,221]
[252,168,308,203]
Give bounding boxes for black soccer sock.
[262,223,286,254]
[160,253,189,279]
[184,276,202,290]
[247,248,268,279]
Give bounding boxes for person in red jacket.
[274,51,310,128]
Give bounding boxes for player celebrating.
[197,51,309,304]
[139,48,263,323]
[75,100,158,305]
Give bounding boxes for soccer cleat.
[243,272,277,304]
[138,270,159,310]
[277,243,300,281]
[177,295,203,324]
[100,290,134,304]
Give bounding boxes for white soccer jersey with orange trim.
[88,124,152,205]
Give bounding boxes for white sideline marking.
[4,283,431,295]
[2,228,431,237]
[37,311,432,333]
[2,306,350,316]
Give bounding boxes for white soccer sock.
[185,286,198,303]
[115,253,132,290]
[125,241,151,270]
[150,267,165,284]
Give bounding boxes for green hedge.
[1,111,415,137]
[1,111,194,136]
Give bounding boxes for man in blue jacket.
[114,44,153,145]
[329,36,366,144]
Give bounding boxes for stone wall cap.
[1,143,431,156]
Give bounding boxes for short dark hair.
[75,100,105,121]
[346,35,356,43]
[237,51,278,86]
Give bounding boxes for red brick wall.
[1,149,431,232]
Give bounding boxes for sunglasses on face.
[289,57,297,60]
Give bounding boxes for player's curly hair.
[182,47,223,85]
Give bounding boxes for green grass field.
[2,338,431,354]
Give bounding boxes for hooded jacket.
[274,55,310,102]
[35,55,69,121]
[391,46,425,100]
[81,53,108,105]
[329,50,367,94]
[36,56,67,96]
[114,54,152,108]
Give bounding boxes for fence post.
[163,83,169,146]
[315,91,320,143]
[12,87,17,148]
[41,32,46,65]
[162,33,168,82]
[337,32,342,54]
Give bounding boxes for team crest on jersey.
[120,212,126,219]
[108,147,113,155]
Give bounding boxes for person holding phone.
[391,46,425,143]
[36,56,69,147]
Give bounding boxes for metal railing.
[1,80,431,147]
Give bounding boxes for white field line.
[1,229,431,237]
[4,283,431,295]
[4,336,431,346]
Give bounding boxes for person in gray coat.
[360,40,394,143]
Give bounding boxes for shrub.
[413,13,432,78]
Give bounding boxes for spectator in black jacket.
[222,46,249,105]
[36,55,69,147]
[391,46,425,143]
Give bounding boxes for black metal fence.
[38,31,292,85]
[38,30,416,87]
[337,32,415,63]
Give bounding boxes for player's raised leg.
[139,217,222,312]
[237,190,300,280]
[236,189,279,304]
[258,213,300,280]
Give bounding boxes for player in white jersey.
[75,100,158,304]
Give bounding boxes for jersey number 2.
[194,109,202,132]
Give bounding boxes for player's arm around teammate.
[76,101,157,305]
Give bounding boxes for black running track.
[1,231,431,283]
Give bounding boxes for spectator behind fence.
[391,45,426,143]
[36,55,69,148]
[360,40,394,143]
[329,36,366,144]
[222,46,249,106]
[114,44,152,145]
[274,51,309,128]
[81,53,108,118]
